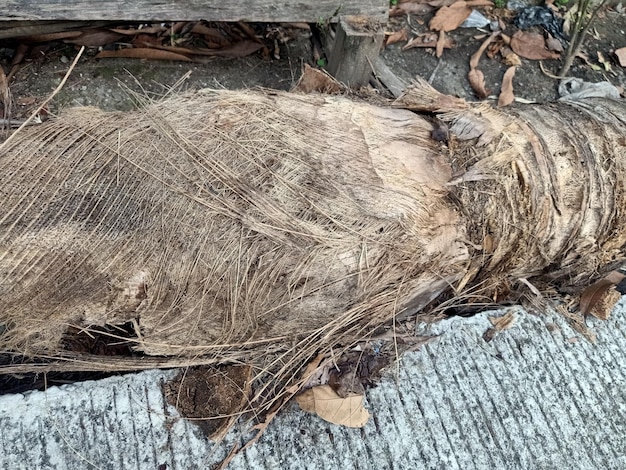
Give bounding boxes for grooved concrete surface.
[2,301,626,469]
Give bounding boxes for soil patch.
[163,365,252,440]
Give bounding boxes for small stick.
[0,45,85,151]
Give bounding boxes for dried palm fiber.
[0,82,625,373]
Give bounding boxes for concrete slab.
[2,300,626,469]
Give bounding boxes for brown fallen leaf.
[95,48,193,61]
[590,288,622,320]
[16,96,36,106]
[386,28,409,47]
[110,26,168,36]
[436,30,446,57]
[510,31,560,60]
[285,352,326,394]
[470,32,499,69]
[616,47,626,67]
[580,270,626,317]
[498,66,516,107]
[429,1,473,32]
[468,68,488,98]
[501,46,522,66]
[65,29,124,47]
[296,385,370,428]
[403,33,454,50]
[390,2,434,16]
[20,31,83,43]
[292,64,342,94]
[201,40,265,58]
[191,24,231,45]
[545,34,564,53]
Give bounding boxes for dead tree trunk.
[0,84,624,378]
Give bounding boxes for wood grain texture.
[0,0,388,22]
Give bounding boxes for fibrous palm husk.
[0,82,625,409]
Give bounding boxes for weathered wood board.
[0,0,388,22]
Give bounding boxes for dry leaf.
[285,352,326,394]
[386,29,409,47]
[510,31,560,61]
[190,24,231,45]
[429,1,473,32]
[545,34,564,53]
[616,47,626,67]
[470,32,498,69]
[579,271,626,316]
[428,0,459,7]
[390,3,434,16]
[489,311,516,331]
[403,33,454,50]
[436,30,446,57]
[16,96,36,106]
[95,48,193,61]
[498,66,516,107]
[293,64,342,94]
[501,46,522,66]
[468,68,488,98]
[65,29,124,47]
[296,385,370,428]
[110,26,168,35]
[202,40,264,58]
[21,31,83,43]
[132,34,164,48]
[597,51,611,72]
[590,288,622,320]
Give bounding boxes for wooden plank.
[371,56,407,98]
[0,0,388,23]
[0,20,112,39]
[327,15,384,87]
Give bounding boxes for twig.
[539,61,565,79]
[0,45,84,151]
[559,0,607,77]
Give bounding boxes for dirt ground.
[1,5,624,118]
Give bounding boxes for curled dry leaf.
[510,31,560,61]
[468,68,488,99]
[386,28,409,47]
[579,270,626,317]
[470,32,499,69]
[501,46,522,66]
[498,66,516,107]
[616,47,626,67]
[96,48,193,61]
[403,32,454,50]
[296,385,370,428]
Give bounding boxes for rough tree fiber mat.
[1,305,626,469]
[0,83,625,414]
